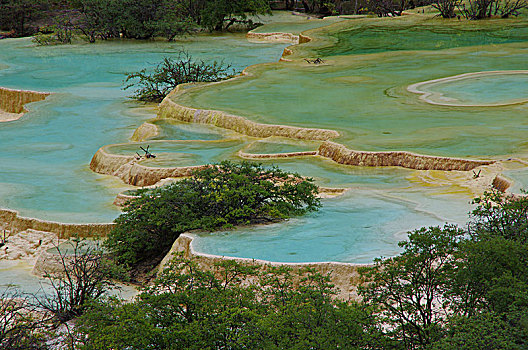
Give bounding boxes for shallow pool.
[0,35,287,222]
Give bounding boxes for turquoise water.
[421,73,528,105]
[193,189,471,263]
[107,140,247,168]
[0,36,287,222]
[1,14,522,270]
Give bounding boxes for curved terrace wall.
[246,31,299,43]
[161,233,367,300]
[90,146,205,186]
[318,141,494,171]
[0,86,49,118]
[159,87,340,141]
[238,150,318,159]
[0,208,112,238]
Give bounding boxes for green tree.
[75,0,122,42]
[105,161,320,269]
[0,0,47,36]
[447,192,528,346]
[432,313,525,350]
[124,52,235,103]
[469,190,528,243]
[200,0,271,31]
[359,225,464,349]
[76,255,375,349]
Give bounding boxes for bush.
[76,255,374,349]
[105,161,320,269]
[33,238,123,323]
[0,288,48,350]
[123,51,235,102]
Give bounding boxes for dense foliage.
[105,161,320,269]
[358,191,528,349]
[124,52,235,102]
[3,186,528,348]
[76,191,528,349]
[0,0,272,39]
[76,255,377,350]
[0,0,48,37]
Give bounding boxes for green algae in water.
[174,41,528,158]
[314,18,528,57]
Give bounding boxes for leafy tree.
[124,51,235,102]
[0,0,47,36]
[75,0,122,42]
[105,161,320,270]
[119,0,190,39]
[300,0,338,14]
[432,313,525,350]
[200,0,271,31]
[359,225,464,349]
[76,255,376,349]
[469,190,528,243]
[448,192,528,333]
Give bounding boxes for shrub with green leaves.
[123,52,235,103]
[76,255,375,350]
[105,161,320,269]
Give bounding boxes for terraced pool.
[1,13,528,277]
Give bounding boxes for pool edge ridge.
[318,141,494,171]
[160,233,370,301]
[0,86,50,122]
[159,85,340,141]
[0,207,113,239]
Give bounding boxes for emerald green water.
[176,38,528,157]
[316,19,528,56]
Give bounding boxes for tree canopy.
[105,161,320,270]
